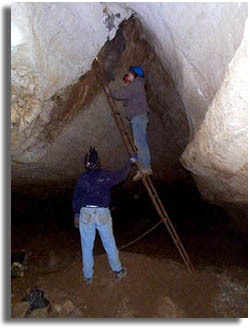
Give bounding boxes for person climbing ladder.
[94,58,194,274]
[109,66,152,182]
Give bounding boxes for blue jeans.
[131,113,151,170]
[79,207,122,279]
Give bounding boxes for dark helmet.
[129,66,144,78]
[84,146,100,170]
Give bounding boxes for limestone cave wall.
[11,2,248,212]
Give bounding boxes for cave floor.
[11,221,248,318]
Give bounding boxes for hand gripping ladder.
[94,58,194,273]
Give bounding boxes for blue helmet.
[129,66,144,78]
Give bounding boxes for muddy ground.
[11,205,248,318]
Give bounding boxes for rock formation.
[11,3,248,217]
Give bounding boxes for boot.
[133,171,143,182]
[114,267,127,281]
[133,169,153,182]
[143,169,153,176]
[84,278,92,285]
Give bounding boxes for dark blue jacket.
[72,162,131,216]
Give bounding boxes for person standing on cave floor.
[72,146,137,285]
[109,66,153,182]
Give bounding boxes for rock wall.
[11,2,132,100]
[11,16,190,191]
[11,2,132,134]
[11,2,248,209]
[122,2,248,134]
[181,20,248,205]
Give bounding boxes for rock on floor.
[11,252,248,318]
[154,296,184,318]
[11,302,30,318]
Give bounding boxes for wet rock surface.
[211,270,248,318]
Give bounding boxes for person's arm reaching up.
[108,155,137,187]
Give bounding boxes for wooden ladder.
[94,59,194,274]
